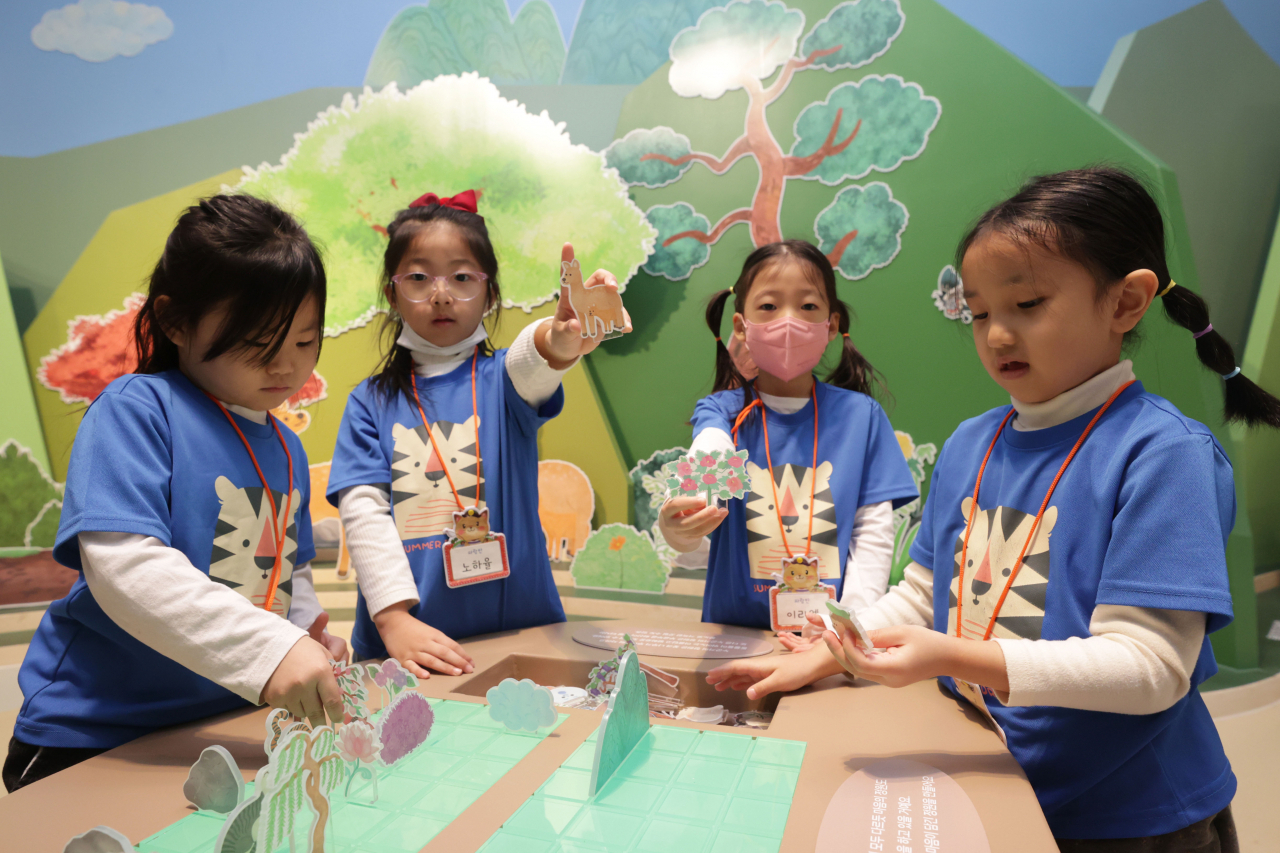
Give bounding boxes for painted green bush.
[238,74,656,333]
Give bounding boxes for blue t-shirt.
[911,382,1235,838]
[328,350,566,659]
[692,383,918,628]
[16,371,315,750]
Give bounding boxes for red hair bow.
[409,189,478,213]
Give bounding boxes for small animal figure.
[779,555,822,592]
[450,507,493,544]
[562,258,626,339]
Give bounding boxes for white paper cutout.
[183,745,244,814]
[63,827,132,853]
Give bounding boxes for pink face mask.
[742,315,831,382]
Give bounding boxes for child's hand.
[307,612,349,664]
[776,620,825,653]
[705,644,844,700]
[262,636,345,728]
[658,496,727,552]
[374,602,475,678]
[538,243,632,369]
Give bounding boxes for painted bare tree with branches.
[605,0,939,281]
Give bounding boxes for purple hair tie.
[1193,323,1213,340]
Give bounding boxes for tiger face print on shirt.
[744,460,838,580]
[209,475,301,617]
[390,417,484,541]
[947,497,1056,641]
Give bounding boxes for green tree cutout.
[570,523,671,593]
[0,441,62,549]
[603,0,939,280]
[238,74,656,334]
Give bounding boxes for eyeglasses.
[390,270,489,303]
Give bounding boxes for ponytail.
[958,166,1280,428]
[1159,283,1280,427]
[705,288,753,413]
[825,296,888,402]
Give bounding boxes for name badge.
[441,507,511,588]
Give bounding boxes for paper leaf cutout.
[589,650,650,795]
[332,659,370,720]
[486,678,558,732]
[256,726,344,853]
[661,449,751,502]
[215,792,262,853]
[63,827,132,853]
[561,257,628,339]
[376,691,434,765]
[182,745,243,814]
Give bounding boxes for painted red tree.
[604,0,939,281]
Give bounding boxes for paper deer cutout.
[561,258,626,339]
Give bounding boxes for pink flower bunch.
[337,720,381,764]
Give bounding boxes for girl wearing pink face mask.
[658,240,918,632]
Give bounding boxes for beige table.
[0,620,1055,852]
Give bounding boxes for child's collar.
[223,401,268,425]
[1011,360,1134,432]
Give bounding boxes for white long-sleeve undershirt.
[341,319,573,618]
[856,360,1206,716]
[75,400,326,704]
[686,392,897,614]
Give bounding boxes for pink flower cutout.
[680,477,698,493]
[726,455,744,469]
[698,454,716,468]
[337,720,381,764]
[702,473,718,485]
[676,459,693,477]
[726,476,743,493]
[374,659,409,689]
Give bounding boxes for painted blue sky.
[2,0,1277,157]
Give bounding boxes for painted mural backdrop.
[16,0,1255,657]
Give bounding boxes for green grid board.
[482,725,806,853]
[136,699,568,853]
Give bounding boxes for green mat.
[481,726,806,853]
[137,699,567,853]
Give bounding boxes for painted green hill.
[365,0,566,88]
[561,0,720,84]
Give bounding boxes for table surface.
[0,620,1056,853]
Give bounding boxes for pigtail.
[1159,283,1280,428]
[825,297,889,404]
[706,289,752,408]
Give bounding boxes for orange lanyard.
[732,384,819,558]
[205,393,294,613]
[409,347,481,511]
[956,380,1135,640]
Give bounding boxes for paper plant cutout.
[264,706,310,755]
[183,745,243,814]
[486,678,558,732]
[537,459,595,561]
[332,659,370,721]
[367,658,419,708]
[662,449,751,503]
[630,447,688,533]
[63,826,132,853]
[931,264,972,323]
[586,633,637,703]
[827,599,874,650]
[256,725,345,853]
[215,792,261,853]
[376,690,434,766]
[562,257,627,339]
[589,650,650,796]
[337,719,382,802]
[570,523,671,593]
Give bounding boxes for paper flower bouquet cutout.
[661,449,751,503]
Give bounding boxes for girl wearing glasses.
[328,191,630,677]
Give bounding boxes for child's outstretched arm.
[338,485,475,678]
[79,533,344,728]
